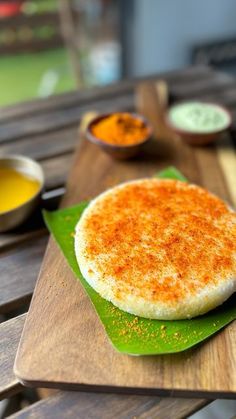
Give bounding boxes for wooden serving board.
[15,82,236,399]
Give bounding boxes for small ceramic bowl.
[86,112,153,159]
[0,155,44,233]
[166,102,232,146]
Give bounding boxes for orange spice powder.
[91,113,150,146]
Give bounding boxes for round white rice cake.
[74,179,236,319]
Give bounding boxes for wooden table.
[1,65,236,418]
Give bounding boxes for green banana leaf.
[43,167,236,355]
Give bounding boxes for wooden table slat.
[0,315,25,400]
[8,390,210,419]
[0,227,45,253]
[181,84,236,111]
[170,72,234,99]
[0,236,47,313]
[0,127,78,162]
[0,95,134,144]
[41,153,72,192]
[0,190,62,257]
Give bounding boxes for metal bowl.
[86,112,153,160]
[0,155,44,233]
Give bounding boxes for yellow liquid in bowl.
[0,167,40,213]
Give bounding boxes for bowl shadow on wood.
[128,137,176,163]
[220,131,236,149]
[187,131,233,150]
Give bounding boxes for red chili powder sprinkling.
[82,179,236,305]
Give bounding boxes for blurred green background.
[0,0,121,107]
[0,48,75,106]
[0,0,75,107]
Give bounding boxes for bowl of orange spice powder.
[86,112,153,159]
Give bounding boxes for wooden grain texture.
[14,77,236,399]
[0,315,25,400]
[0,225,45,253]
[0,94,134,144]
[0,236,47,313]
[0,126,78,161]
[8,391,210,419]
[40,153,72,191]
[169,72,233,99]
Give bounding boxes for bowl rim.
[165,100,232,137]
[0,154,45,217]
[86,112,153,149]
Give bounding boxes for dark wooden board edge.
[14,377,235,401]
